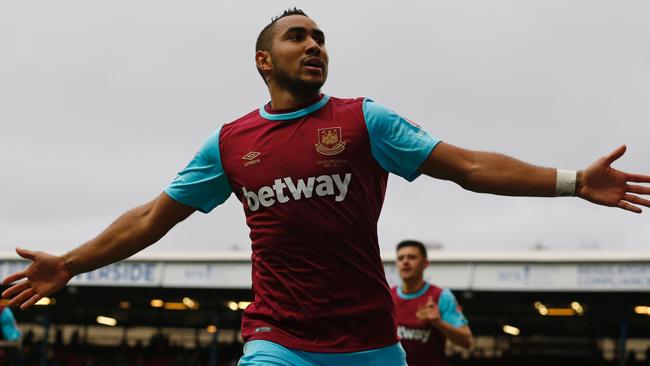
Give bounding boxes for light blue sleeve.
[164,127,233,213]
[362,99,441,181]
[1,308,21,341]
[439,288,469,328]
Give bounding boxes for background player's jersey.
[391,283,468,366]
[0,307,21,341]
[166,95,439,352]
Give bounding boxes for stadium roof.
[3,249,650,292]
[3,249,649,262]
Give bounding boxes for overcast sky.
[1,0,649,255]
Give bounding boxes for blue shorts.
[238,340,407,366]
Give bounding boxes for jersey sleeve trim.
[164,127,232,213]
[438,288,469,328]
[1,308,21,341]
[362,98,440,182]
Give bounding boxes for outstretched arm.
[419,143,650,213]
[2,192,196,309]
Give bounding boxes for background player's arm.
[0,308,22,347]
[0,339,21,347]
[433,322,473,349]
[419,142,650,213]
[2,192,196,309]
[417,295,473,349]
[0,337,21,347]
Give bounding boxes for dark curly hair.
[255,8,309,81]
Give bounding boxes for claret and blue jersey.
[165,95,440,353]
[391,282,468,366]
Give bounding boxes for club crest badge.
[315,127,345,156]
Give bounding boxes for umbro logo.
[242,152,261,167]
[242,152,261,160]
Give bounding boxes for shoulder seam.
[221,108,260,129]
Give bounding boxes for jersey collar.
[259,95,330,121]
[397,282,430,300]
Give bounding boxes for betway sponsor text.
[242,173,352,212]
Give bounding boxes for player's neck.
[401,278,427,294]
[268,87,322,111]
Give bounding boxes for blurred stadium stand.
[2,250,650,366]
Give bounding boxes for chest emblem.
[315,127,346,156]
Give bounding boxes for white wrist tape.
[556,169,577,196]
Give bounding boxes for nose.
[305,37,321,56]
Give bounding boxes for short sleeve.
[1,308,21,341]
[438,288,469,328]
[164,127,233,213]
[362,99,441,181]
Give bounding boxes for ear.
[255,50,272,80]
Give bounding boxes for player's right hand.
[416,296,441,325]
[1,247,73,310]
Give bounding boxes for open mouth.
[303,58,324,70]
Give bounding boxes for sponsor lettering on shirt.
[242,173,352,211]
[397,325,431,344]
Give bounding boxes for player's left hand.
[416,296,441,325]
[578,145,650,213]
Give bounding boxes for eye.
[287,33,304,41]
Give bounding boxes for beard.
[272,63,326,97]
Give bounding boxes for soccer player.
[0,306,22,365]
[392,240,472,366]
[3,8,650,366]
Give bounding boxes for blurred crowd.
[3,329,242,366]
[2,329,650,366]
